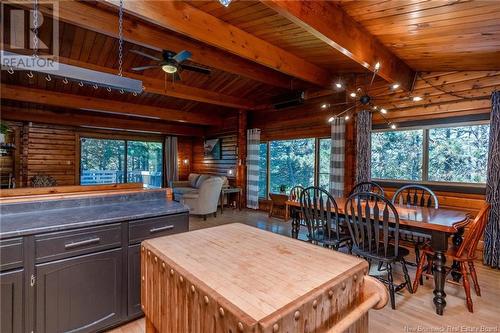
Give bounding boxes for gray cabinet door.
[0,269,24,333]
[127,244,142,318]
[35,248,123,333]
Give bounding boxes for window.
[318,138,331,190]
[258,143,268,198]
[428,125,489,183]
[127,141,163,188]
[371,123,489,185]
[81,138,125,185]
[371,130,423,181]
[269,139,315,194]
[80,137,164,187]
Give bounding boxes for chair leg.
[377,261,384,271]
[460,262,473,313]
[413,251,427,293]
[468,261,481,296]
[214,212,217,218]
[401,259,413,294]
[387,263,396,310]
[203,215,207,221]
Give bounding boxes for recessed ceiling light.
[321,103,329,109]
[374,62,381,71]
[412,96,423,102]
[391,83,400,89]
[345,115,350,121]
[350,92,357,98]
[328,116,335,123]
[380,108,388,114]
[390,123,397,129]
[335,83,342,89]
[373,106,378,110]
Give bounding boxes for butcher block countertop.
[142,223,388,333]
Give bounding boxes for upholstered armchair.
[180,177,224,220]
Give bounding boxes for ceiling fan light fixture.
[162,64,178,74]
[335,82,343,89]
[391,83,400,90]
[350,92,357,98]
[412,96,423,102]
[380,108,388,114]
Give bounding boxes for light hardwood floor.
[108,209,500,333]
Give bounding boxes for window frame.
[371,120,489,190]
[78,134,164,187]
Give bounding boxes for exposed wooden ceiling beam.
[1,106,203,137]
[33,1,295,89]
[102,0,332,87]
[56,57,255,109]
[261,0,416,91]
[1,85,221,126]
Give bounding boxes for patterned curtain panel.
[165,136,178,187]
[329,117,345,197]
[246,129,261,209]
[484,91,500,268]
[356,110,372,185]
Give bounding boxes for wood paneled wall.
[191,134,237,185]
[177,137,193,181]
[2,121,198,187]
[371,71,498,124]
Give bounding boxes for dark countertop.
[0,191,189,239]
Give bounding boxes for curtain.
[484,91,500,268]
[246,129,260,209]
[356,110,372,185]
[165,136,178,187]
[329,117,345,197]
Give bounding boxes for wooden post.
[236,110,247,208]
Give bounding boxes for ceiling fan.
[130,49,211,81]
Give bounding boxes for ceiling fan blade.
[131,65,160,71]
[130,49,161,61]
[173,50,192,63]
[180,64,211,75]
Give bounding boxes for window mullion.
[422,129,429,182]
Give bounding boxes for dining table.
[285,197,470,316]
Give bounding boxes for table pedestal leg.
[431,231,449,315]
[451,227,465,282]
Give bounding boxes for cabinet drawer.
[129,214,188,244]
[35,224,122,263]
[0,238,23,272]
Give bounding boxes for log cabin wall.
[1,120,198,187]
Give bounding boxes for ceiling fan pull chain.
[118,0,124,77]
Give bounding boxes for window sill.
[373,179,486,195]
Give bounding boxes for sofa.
[171,173,228,219]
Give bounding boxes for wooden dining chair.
[349,181,385,197]
[413,204,490,313]
[300,186,351,251]
[392,184,439,268]
[287,185,305,233]
[344,192,413,309]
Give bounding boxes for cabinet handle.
[64,237,101,249]
[149,225,174,234]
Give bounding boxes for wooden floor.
[108,209,500,333]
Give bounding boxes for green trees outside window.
[80,137,163,188]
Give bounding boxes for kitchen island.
[0,188,189,333]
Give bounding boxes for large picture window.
[269,139,315,194]
[318,138,331,190]
[80,137,164,188]
[258,143,268,198]
[371,122,489,185]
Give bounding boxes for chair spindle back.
[345,192,400,257]
[456,204,490,258]
[349,181,385,197]
[289,185,304,202]
[300,186,341,241]
[392,184,439,209]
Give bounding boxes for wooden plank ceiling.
[2,0,499,132]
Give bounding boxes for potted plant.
[0,122,10,144]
